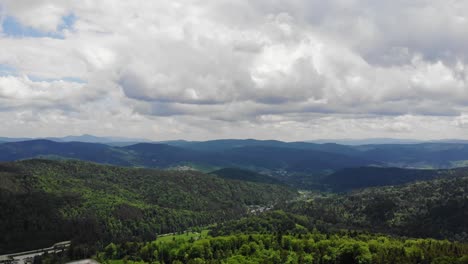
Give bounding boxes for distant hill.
[0,137,33,142]
[307,138,424,145]
[0,159,296,254]
[0,140,376,173]
[308,138,468,145]
[321,166,468,192]
[210,168,284,185]
[50,134,152,143]
[164,139,359,156]
[162,139,468,169]
[0,140,133,165]
[185,145,373,172]
[165,139,288,151]
[3,139,468,188]
[0,134,152,144]
[122,143,203,167]
[354,143,468,168]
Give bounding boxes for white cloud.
[0,75,100,113]
[0,0,468,140]
[0,0,70,32]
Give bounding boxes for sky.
[0,0,468,141]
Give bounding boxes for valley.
[0,139,468,263]
[2,0,466,262]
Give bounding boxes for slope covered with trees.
[3,139,468,262]
[354,143,468,168]
[92,173,468,263]
[287,176,468,241]
[321,166,468,192]
[98,211,468,264]
[0,159,296,254]
[210,168,284,185]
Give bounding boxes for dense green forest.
[97,211,468,264]
[2,139,468,262]
[2,159,468,257]
[320,166,468,192]
[210,168,284,185]
[286,176,468,241]
[352,143,468,168]
[261,165,468,191]
[0,159,295,255]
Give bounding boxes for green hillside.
[98,211,468,264]
[0,159,296,254]
[321,166,468,192]
[210,168,284,185]
[288,176,468,241]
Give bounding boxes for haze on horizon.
[1,0,468,141]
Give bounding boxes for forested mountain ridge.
[164,139,360,155]
[4,139,468,195]
[158,140,468,169]
[321,166,468,192]
[287,175,468,242]
[0,140,376,172]
[0,140,133,165]
[353,143,468,168]
[100,232,468,264]
[98,211,468,264]
[2,156,468,262]
[4,139,468,172]
[210,168,284,185]
[0,159,296,254]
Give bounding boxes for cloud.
[0,0,468,140]
[0,0,71,32]
[0,75,93,111]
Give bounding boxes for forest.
[286,176,468,241]
[95,211,468,264]
[1,149,468,263]
[0,159,295,255]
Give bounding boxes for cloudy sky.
[0,0,468,141]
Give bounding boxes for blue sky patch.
[0,64,85,83]
[1,13,76,39]
[28,75,87,84]
[59,13,77,31]
[0,64,17,76]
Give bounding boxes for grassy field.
[156,230,210,243]
[94,230,211,263]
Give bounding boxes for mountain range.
[3,134,468,145]
[0,134,151,145]
[2,136,468,260]
[0,139,375,172]
[3,138,468,170]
